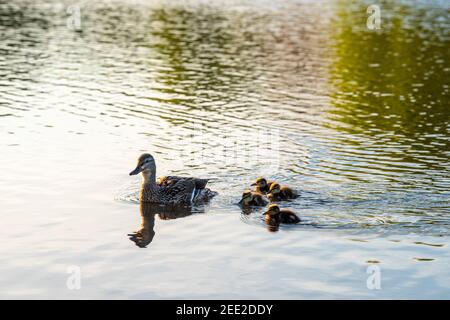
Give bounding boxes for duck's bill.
[129,166,142,176]
[250,183,256,186]
[238,199,243,205]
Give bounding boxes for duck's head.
[269,183,281,194]
[238,190,253,205]
[264,204,281,216]
[251,177,268,189]
[129,153,156,177]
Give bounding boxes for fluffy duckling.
[251,177,275,194]
[263,204,301,225]
[238,190,268,207]
[267,183,298,202]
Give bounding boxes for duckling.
[264,205,281,231]
[238,190,268,207]
[251,177,275,194]
[263,204,301,224]
[267,183,298,202]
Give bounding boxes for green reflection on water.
[328,1,449,173]
[149,7,259,107]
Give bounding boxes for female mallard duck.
[238,190,268,207]
[129,153,217,205]
[251,177,275,194]
[267,183,298,202]
[264,204,301,225]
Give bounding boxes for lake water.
[0,0,449,299]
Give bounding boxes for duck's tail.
[193,188,218,204]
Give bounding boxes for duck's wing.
[281,186,298,198]
[254,194,269,206]
[156,175,173,186]
[159,178,197,205]
[281,212,301,224]
[158,176,209,189]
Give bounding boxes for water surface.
[0,0,449,299]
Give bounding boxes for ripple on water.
[2,0,450,238]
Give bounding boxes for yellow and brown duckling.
[238,190,269,207]
[251,177,275,194]
[263,204,301,225]
[267,183,298,202]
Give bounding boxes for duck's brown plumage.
[267,183,298,202]
[251,177,276,194]
[239,190,268,207]
[130,154,217,205]
[279,209,301,224]
[157,176,209,189]
[264,204,301,225]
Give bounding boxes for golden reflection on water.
[129,202,199,248]
[329,1,449,182]
[0,0,448,234]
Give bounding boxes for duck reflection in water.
[128,202,200,248]
[240,204,278,232]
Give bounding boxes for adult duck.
[129,153,217,205]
